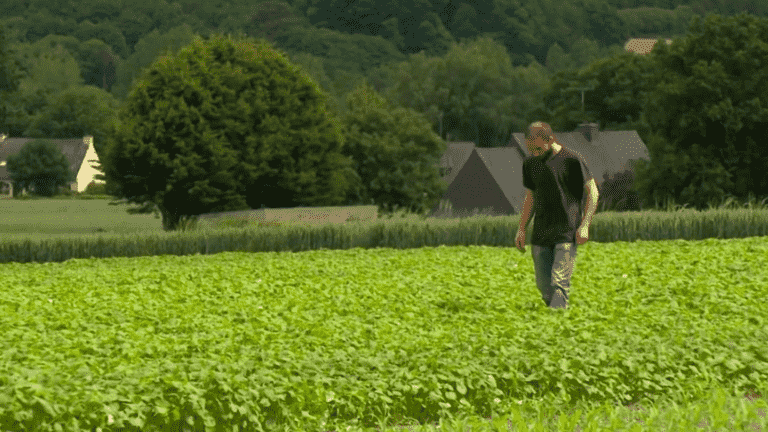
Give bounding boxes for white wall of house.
[76,136,105,193]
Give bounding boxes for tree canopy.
[334,79,449,219]
[101,31,360,231]
[0,23,28,133]
[23,84,122,170]
[633,12,768,210]
[6,138,76,197]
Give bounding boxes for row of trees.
[8,0,733,65]
[0,0,737,152]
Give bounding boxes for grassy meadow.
[1,191,767,432]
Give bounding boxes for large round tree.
[101,31,360,231]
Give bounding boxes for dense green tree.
[335,79,448,218]
[78,39,119,91]
[1,39,85,136]
[0,1,31,17]
[374,51,451,139]
[578,0,630,47]
[6,138,76,197]
[21,10,79,43]
[633,12,768,210]
[381,36,537,147]
[449,4,480,41]
[270,25,409,118]
[22,85,122,178]
[502,61,554,142]
[73,19,129,59]
[19,34,81,60]
[0,22,29,134]
[672,5,699,34]
[534,49,658,132]
[545,43,575,74]
[115,8,163,55]
[101,32,359,231]
[273,25,407,82]
[2,87,45,137]
[173,0,235,33]
[378,17,405,50]
[406,15,456,57]
[75,0,124,23]
[283,51,355,119]
[221,0,312,45]
[688,0,768,18]
[565,37,628,73]
[483,0,547,67]
[301,0,454,57]
[110,24,199,100]
[14,39,85,94]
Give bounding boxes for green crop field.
[1,193,767,432]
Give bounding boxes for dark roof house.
[432,122,651,217]
[623,37,674,55]
[0,134,104,197]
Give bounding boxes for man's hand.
[515,228,526,253]
[576,224,589,245]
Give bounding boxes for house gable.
[434,147,525,216]
[437,141,476,186]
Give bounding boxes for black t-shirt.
[522,146,592,247]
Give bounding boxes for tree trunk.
[157,202,182,231]
[157,202,200,232]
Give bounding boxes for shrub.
[84,181,108,195]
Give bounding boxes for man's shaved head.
[527,121,554,141]
[526,121,560,157]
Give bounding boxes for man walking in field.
[515,121,599,309]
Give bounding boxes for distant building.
[624,37,674,55]
[0,134,105,197]
[435,122,651,216]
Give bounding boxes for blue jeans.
[531,243,578,308]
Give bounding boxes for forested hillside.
[2,0,762,147]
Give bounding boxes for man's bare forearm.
[581,192,598,227]
[518,200,534,231]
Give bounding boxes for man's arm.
[582,178,599,227]
[518,188,535,231]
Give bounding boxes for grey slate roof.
[434,122,651,215]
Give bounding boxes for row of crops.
[1,234,767,431]
[1,201,767,431]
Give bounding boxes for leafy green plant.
[0,238,766,431]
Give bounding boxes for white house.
[0,134,106,197]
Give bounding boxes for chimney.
[577,122,599,142]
